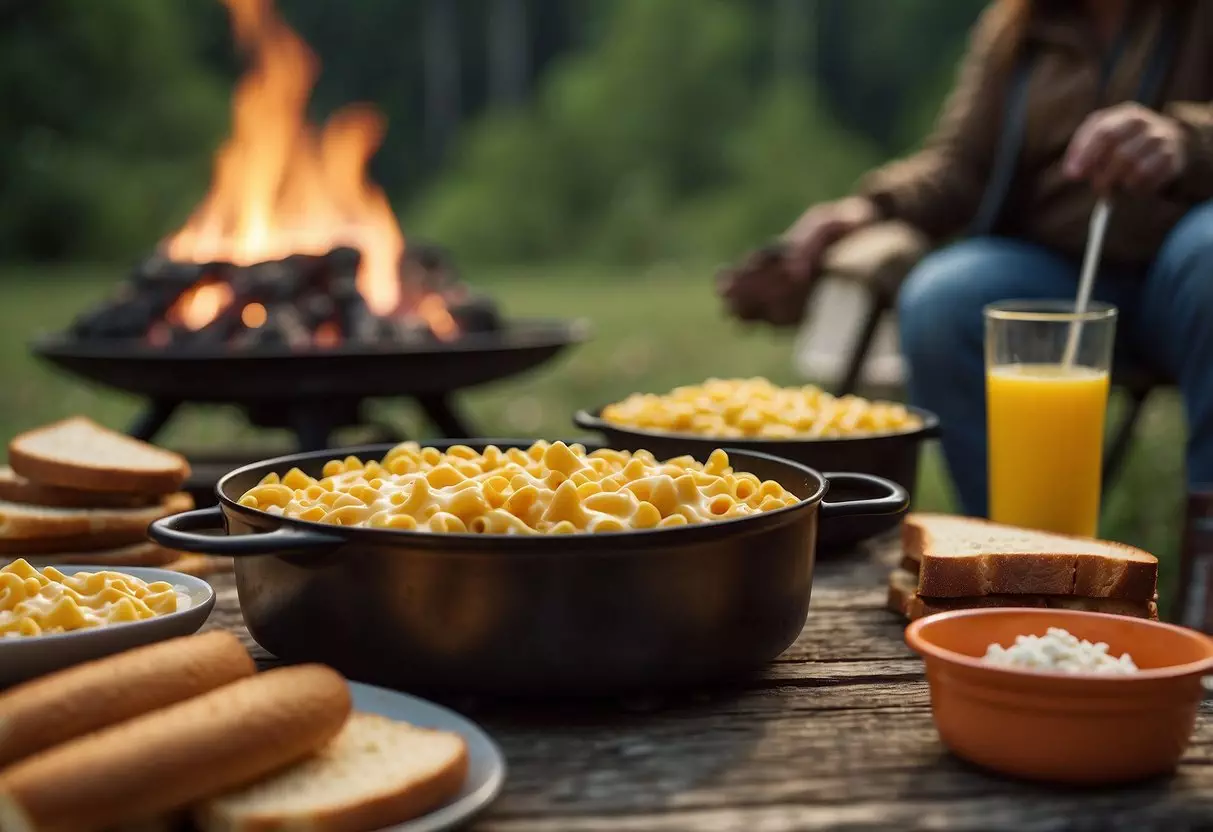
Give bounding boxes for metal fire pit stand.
[126,393,478,451]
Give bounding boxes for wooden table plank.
[200,533,1213,830]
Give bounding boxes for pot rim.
[214,439,828,551]
[574,404,940,445]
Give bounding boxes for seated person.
[720,0,1213,517]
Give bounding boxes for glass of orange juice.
[984,300,1117,537]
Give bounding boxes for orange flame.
[165,0,440,335]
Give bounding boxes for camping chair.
[797,220,1166,492]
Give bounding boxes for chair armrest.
[820,221,929,298]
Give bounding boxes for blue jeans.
[898,200,1213,518]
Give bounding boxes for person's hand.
[717,196,878,326]
[781,196,880,279]
[1064,102,1187,195]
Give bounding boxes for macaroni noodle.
[601,377,923,438]
[237,441,801,534]
[0,559,186,638]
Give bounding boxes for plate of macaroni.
[576,378,938,550]
[149,440,907,694]
[0,559,215,687]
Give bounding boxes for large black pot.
[149,440,907,696]
[574,406,939,551]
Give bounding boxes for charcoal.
[449,294,502,334]
[132,254,206,289]
[70,296,158,339]
[326,246,361,280]
[299,294,337,329]
[73,239,488,350]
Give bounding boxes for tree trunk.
[423,0,461,161]
[488,0,529,106]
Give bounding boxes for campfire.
[35,0,584,481]
[71,0,497,350]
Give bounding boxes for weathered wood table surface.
[201,535,1213,831]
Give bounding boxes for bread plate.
[349,682,506,831]
[0,566,215,688]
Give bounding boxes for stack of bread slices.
[0,632,470,831]
[887,513,1159,621]
[1,417,225,576]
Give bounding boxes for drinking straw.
[1062,198,1112,367]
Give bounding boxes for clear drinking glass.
[984,300,1118,538]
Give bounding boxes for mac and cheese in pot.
[237,440,801,534]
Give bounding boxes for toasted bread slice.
[0,493,192,541]
[162,555,234,578]
[886,567,917,616]
[8,417,190,495]
[196,713,468,832]
[23,541,180,569]
[0,466,160,510]
[886,567,1158,621]
[904,513,1157,601]
[0,631,254,770]
[0,529,155,554]
[0,665,351,832]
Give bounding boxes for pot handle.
[819,473,910,519]
[572,409,605,431]
[148,506,344,557]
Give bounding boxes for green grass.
[0,263,1189,607]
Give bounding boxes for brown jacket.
[857,0,1213,269]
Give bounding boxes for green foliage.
[0,0,227,261]
[413,0,878,266]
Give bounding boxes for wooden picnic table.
[201,534,1213,831]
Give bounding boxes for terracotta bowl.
[905,607,1213,785]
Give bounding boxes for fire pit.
[33,0,585,473]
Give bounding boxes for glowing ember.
[178,283,234,331]
[165,0,447,336]
[241,303,268,328]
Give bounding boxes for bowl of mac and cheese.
[0,559,215,686]
[577,378,938,550]
[149,439,907,695]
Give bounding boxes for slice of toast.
[0,466,160,509]
[0,493,192,541]
[904,513,1157,601]
[195,712,468,832]
[886,568,1158,621]
[23,541,181,568]
[0,665,351,832]
[0,529,157,554]
[8,417,190,495]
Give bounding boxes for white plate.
[0,565,215,688]
[350,682,506,831]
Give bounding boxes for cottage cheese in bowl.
[982,627,1139,675]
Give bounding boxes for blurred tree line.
[0,0,982,266]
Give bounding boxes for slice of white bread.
[0,631,254,770]
[0,529,158,554]
[196,713,469,832]
[0,665,351,832]
[886,568,1158,621]
[0,492,192,541]
[0,466,160,509]
[8,417,190,495]
[905,513,1157,601]
[23,541,181,569]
